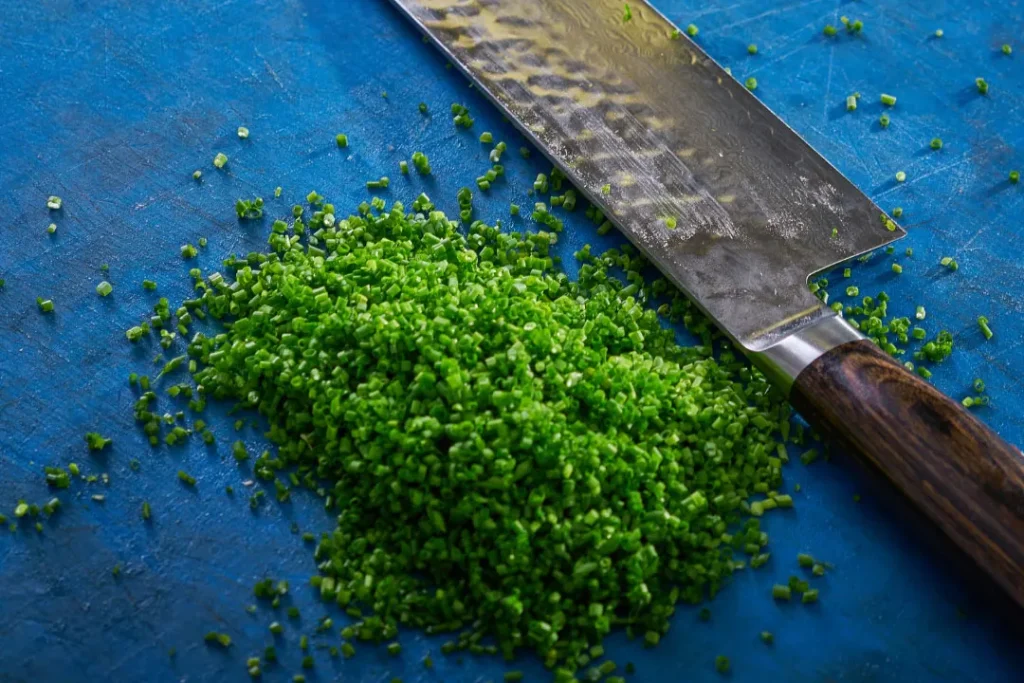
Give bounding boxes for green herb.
[1003,44,1012,55]
[745,77,757,91]
[336,133,348,147]
[687,24,699,37]
[802,589,819,604]
[879,114,890,128]
[177,470,196,486]
[36,297,54,313]
[880,93,897,106]
[1011,170,1020,184]
[622,3,632,22]
[977,316,994,340]
[205,632,232,648]
[976,77,989,94]
[96,281,113,297]
[891,263,903,274]
[934,29,944,38]
[131,193,792,672]
[772,584,792,601]
[715,655,730,673]
[760,631,774,644]
[237,126,250,139]
[748,44,758,55]
[895,170,906,182]
[823,25,837,36]
[213,153,228,169]
[85,432,112,451]
[846,95,857,111]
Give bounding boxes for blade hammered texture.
[388,0,904,351]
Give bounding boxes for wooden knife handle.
[790,338,1024,607]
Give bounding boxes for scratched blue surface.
[1,1,1023,682]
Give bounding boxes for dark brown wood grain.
[792,339,1024,608]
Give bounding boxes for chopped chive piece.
[748,44,758,54]
[36,297,55,313]
[1003,44,1012,55]
[270,621,284,634]
[418,102,428,113]
[802,589,819,604]
[237,126,250,139]
[797,553,815,567]
[760,631,774,644]
[974,378,986,393]
[879,114,890,128]
[85,432,112,451]
[399,160,409,175]
[715,655,730,673]
[177,470,196,486]
[205,632,232,648]
[915,305,926,320]
[1011,170,1020,183]
[96,281,113,297]
[976,77,989,94]
[479,131,493,144]
[846,95,857,111]
[745,77,757,91]
[772,584,792,601]
[504,672,524,682]
[622,3,632,22]
[880,93,897,106]
[845,286,859,297]
[892,207,903,218]
[141,501,152,520]
[686,24,698,37]
[977,316,993,340]
[665,216,677,229]
[934,29,944,37]
[47,195,63,210]
[891,263,902,274]
[213,153,228,169]
[895,170,906,182]
[824,24,837,36]
[930,138,943,149]
[336,133,348,147]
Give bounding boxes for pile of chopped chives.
[130,193,792,673]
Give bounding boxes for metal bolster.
[750,315,864,395]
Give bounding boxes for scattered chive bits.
[687,23,699,37]
[47,223,57,234]
[237,126,250,139]
[846,95,857,111]
[976,77,989,94]
[47,196,62,210]
[715,655,730,674]
[880,93,897,106]
[824,24,837,37]
[418,102,428,113]
[96,281,113,297]
[892,207,903,218]
[879,114,890,128]
[930,138,943,150]
[747,44,758,55]
[622,3,632,22]
[335,133,348,147]
[1010,170,1020,184]
[760,631,774,644]
[193,170,202,180]
[1003,44,1012,55]
[891,263,903,275]
[745,77,757,91]
[895,170,906,183]
[934,28,944,38]
[213,153,228,169]
[36,297,54,313]
[133,193,792,672]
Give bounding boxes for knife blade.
[389,0,1024,607]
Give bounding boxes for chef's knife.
[388,0,1024,604]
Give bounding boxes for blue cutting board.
[0,1,1022,681]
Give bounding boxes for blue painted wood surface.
[1,1,1022,681]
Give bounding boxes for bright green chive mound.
[173,197,787,671]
